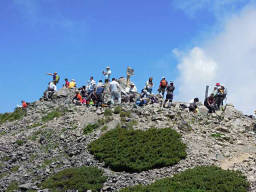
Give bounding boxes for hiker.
[80,86,87,98]
[48,72,60,84]
[102,66,111,81]
[72,90,84,105]
[145,77,153,94]
[215,85,227,110]
[44,81,57,100]
[128,83,137,102]
[189,98,199,113]
[103,79,111,105]
[163,81,175,108]
[204,94,216,113]
[88,76,96,94]
[95,82,105,107]
[110,78,121,104]
[64,78,70,88]
[69,79,76,88]
[22,101,28,108]
[97,80,104,88]
[158,77,168,97]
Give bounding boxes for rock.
[19,183,33,190]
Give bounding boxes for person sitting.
[204,94,216,113]
[72,90,84,105]
[22,101,28,109]
[69,79,76,88]
[163,81,175,108]
[128,83,137,102]
[44,81,57,100]
[64,78,70,88]
[189,98,199,113]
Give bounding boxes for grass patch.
[27,122,41,129]
[89,127,187,173]
[0,131,6,136]
[41,108,66,122]
[101,126,108,132]
[0,108,26,124]
[83,123,100,135]
[114,106,122,114]
[11,165,19,172]
[211,133,224,138]
[120,166,249,192]
[41,166,107,192]
[16,139,25,146]
[6,181,19,192]
[120,111,131,118]
[104,108,112,116]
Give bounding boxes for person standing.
[163,81,175,107]
[158,77,168,97]
[145,77,153,94]
[102,66,111,81]
[48,72,60,84]
[110,78,121,105]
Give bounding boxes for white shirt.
[129,86,137,93]
[104,69,111,79]
[49,82,57,91]
[110,81,120,92]
[89,80,96,91]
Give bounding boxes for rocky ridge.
[0,87,256,191]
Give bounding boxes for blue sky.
[0,0,255,113]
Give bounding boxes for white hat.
[162,76,165,79]
[106,66,110,69]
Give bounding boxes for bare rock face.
[0,91,256,191]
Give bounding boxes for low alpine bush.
[0,108,26,124]
[88,127,187,173]
[83,123,100,135]
[41,109,63,122]
[41,166,107,192]
[120,166,249,192]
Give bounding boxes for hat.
[106,66,110,69]
[72,79,75,81]
[162,76,165,79]
[130,83,135,86]
[216,83,221,86]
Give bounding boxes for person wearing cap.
[69,79,76,88]
[128,83,137,102]
[48,72,60,84]
[158,77,168,97]
[102,66,111,81]
[163,81,175,108]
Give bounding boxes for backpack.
[160,80,167,87]
[55,75,60,83]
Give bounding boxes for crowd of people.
[39,67,227,114]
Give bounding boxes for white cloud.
[175,6,256,114]
[172,0,255,18]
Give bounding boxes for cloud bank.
[175,6,256,114]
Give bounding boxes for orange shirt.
[22,102,27,108]
[77,94,83,103]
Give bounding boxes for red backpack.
[160,80,167,87]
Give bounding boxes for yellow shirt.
[69,81,76,88]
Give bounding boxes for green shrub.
[89,127,187,173]
[120,111,131,118]
[114,106,122,114]
[101,126,108,131]
[16,139,25,146]
[41,166,107,192]
[104,108,112,116]
[120,166,249,192]
[83,123,99,135]
[0,108,26,124]
[42,110,63,122]
[6,181,19,192]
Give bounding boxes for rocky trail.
[0,88,256,191]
